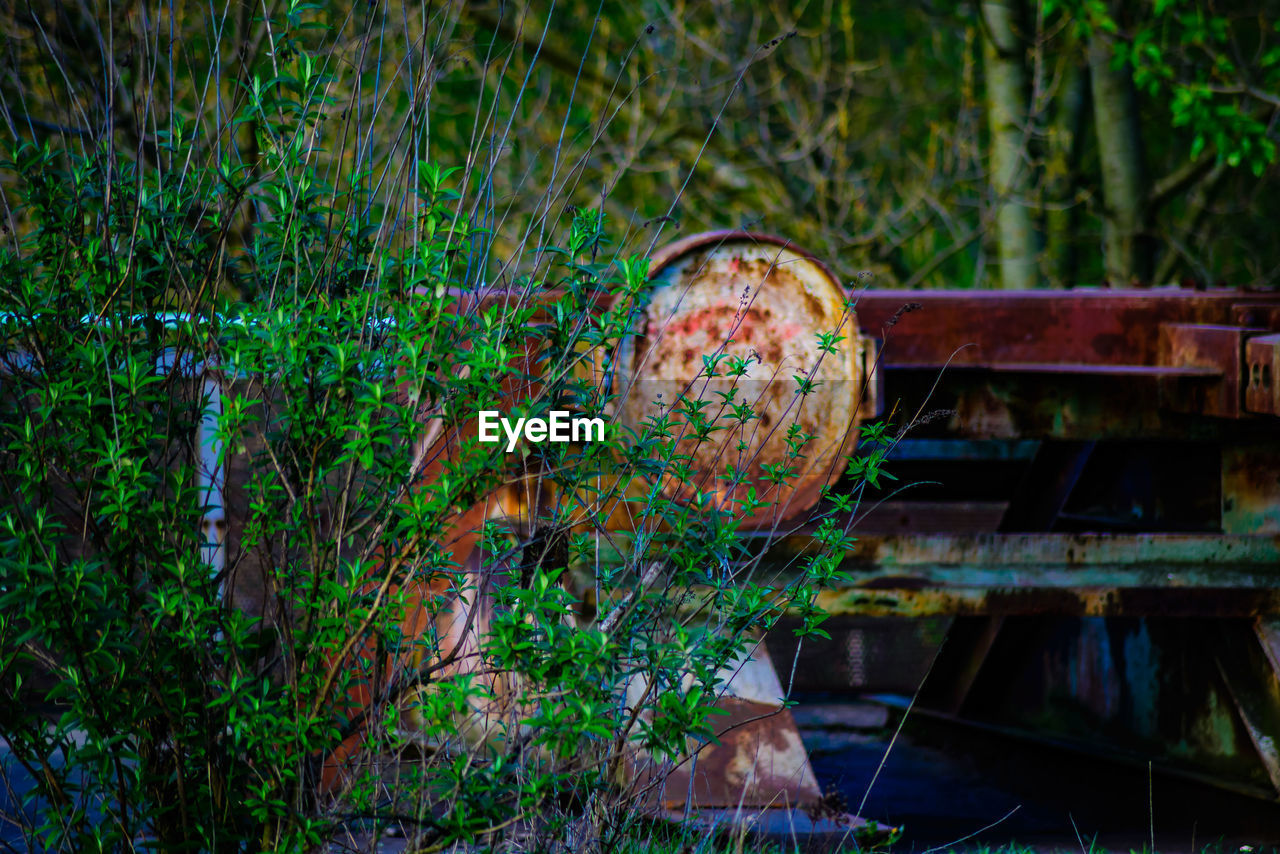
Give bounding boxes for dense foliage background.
[2,0,1276,291]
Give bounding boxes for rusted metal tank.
[595,232,883,815]
[615,231,875,528]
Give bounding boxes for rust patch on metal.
[1157,323,1269,418]
[641,700,821,809]
[619,233,867,527]
[625,645,821,809]
[1245,333,1280,416]
[1233,303,1280,331]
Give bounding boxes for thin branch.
[1147,147,1217,213]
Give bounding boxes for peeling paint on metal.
[197,368,227,594]
[618,233,868,527]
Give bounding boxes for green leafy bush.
[0,3,885,851]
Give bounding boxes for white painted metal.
[197,367,227,591]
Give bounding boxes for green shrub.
[0,3,884,851]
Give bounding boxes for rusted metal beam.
[853,289,1280,369]
[587,532,1280,615]
[873,367,1276,439]
[854,290,1280,430]
[1235,304,1280,330]
[755,533,1280,616]
[808,586,1280,618]
[1214,622,1280,798]
[771,532,1280,575]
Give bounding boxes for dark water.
[798,696,1280,853]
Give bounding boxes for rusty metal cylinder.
[615,231,871,528]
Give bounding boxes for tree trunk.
[1089,34,1152,285]
[982,0,1037,290]
[1043,60,1089,288]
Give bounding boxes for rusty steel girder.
[852,289,1278,369]
[851,288,1280,433]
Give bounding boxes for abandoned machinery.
[191,231,1280,816]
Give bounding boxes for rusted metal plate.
[645,698,820,810]
[629,644,821,809]
[1158,323,1269,418]
[1245,333,1280,416]
[619,232,868,527]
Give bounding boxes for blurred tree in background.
[1,0,1277,291]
